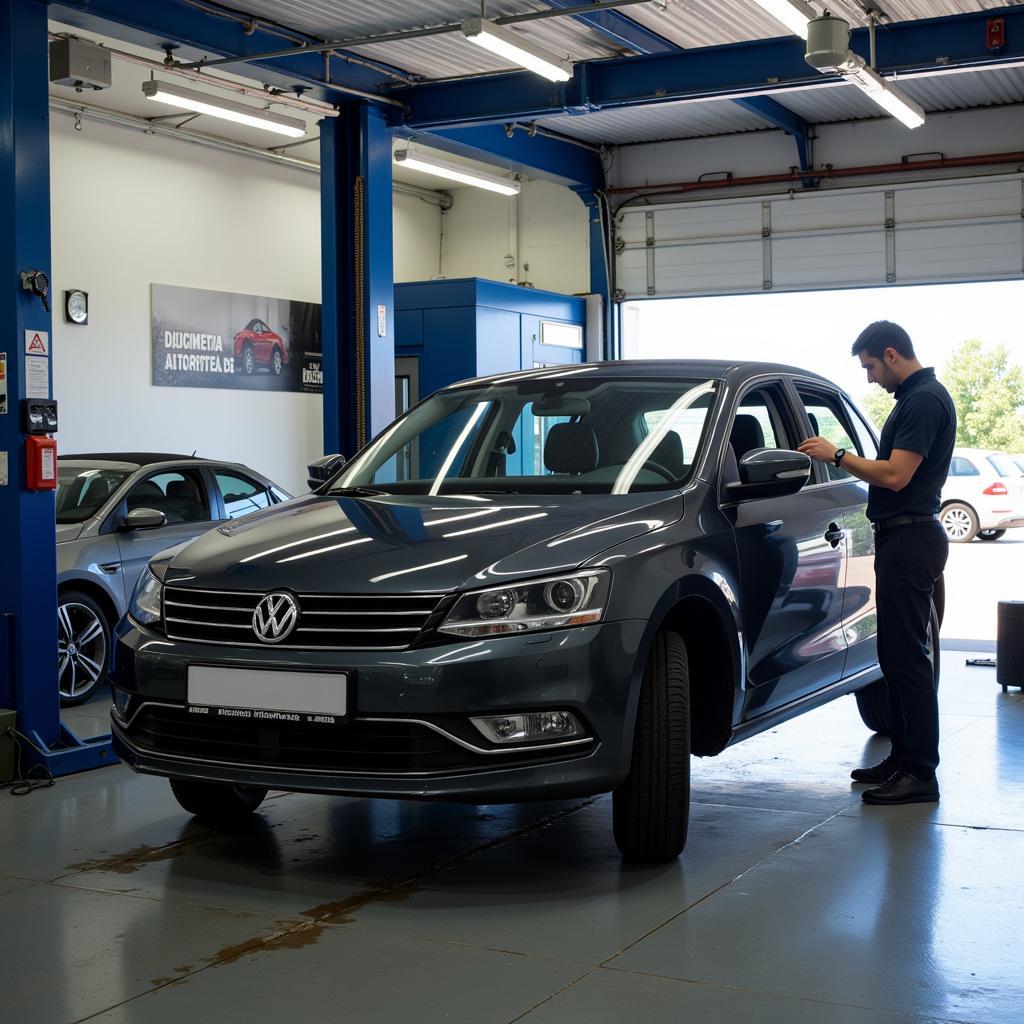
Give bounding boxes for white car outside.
[940,448,1024,542]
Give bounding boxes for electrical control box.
[49,37,112,90]
[0,709,15,784]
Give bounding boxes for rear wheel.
[169,778,268,822]
[978,529,1006,541]
[613,629,690,861]
[939,502,978,543]
[856,600,940,735]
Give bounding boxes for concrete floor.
[4,650,1022,1024]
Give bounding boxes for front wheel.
[978,529,1006,541]
[613,629,691,861]
[169,779,268,822]
[242,344,255,375]
[939,502,979,543]
[58,590,111,707]
[856,600,940,735]
[271,348,283,375]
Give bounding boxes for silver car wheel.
[941,507,972,541]
[57,600,108,700]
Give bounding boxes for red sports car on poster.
[234,318,289,376]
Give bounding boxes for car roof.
[455,359,837,390]
[58,452,201,467]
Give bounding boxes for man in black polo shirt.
[799,321,956,805]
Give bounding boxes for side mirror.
[726,448,811,501]
[122,507,167,531]
[307,453,346,491]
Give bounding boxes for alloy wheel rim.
[57,602,107,699]
[942,508,971,539]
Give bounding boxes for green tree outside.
[942,338,1024,452]
[858,339,1024,452]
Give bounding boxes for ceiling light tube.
[141,79,306,138]
[751,0,817,40]
[461,17,572,82]
[394,150,521,196]
[840,57,926,129]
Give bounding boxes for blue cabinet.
[395,278,586,401]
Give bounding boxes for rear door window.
[215,471,274,520]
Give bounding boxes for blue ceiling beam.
[47,0,408,106]
[395,6,1024,129]
[396,124,604,191]
[539,0,678,54]
[733,96,812,170]
[540,2,812,171]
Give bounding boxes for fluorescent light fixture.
[394,149,521,196]
[751,0,817,39]
[141,79,306,138]
[461,17,572,82]
[840,57,926,129]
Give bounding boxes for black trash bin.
[996,601,1024,692]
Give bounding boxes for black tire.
[58,589,112,707]
[978,529,1006,541]
[939,502,979,543]
[169,778,268,822]
[613,629,691,862]
[242,343,255,375]
[856,599,940,735]
[271,348,283,375]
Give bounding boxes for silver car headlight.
[439,570,610,638]
[129,567,163,626]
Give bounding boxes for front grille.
[163,586,443,650]
[123,705,584,775]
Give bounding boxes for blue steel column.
[0,1,55,759]
[320,102,395,458]
[0,0,112,775]
[575,189,618,360]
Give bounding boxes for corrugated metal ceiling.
[164,2,1024,146]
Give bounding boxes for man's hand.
[798,436,839,464]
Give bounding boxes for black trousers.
[874,519,949,779]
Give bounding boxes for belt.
[871,513,938,533]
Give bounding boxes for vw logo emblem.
[252,592,299,644]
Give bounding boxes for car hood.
[164,491,683,594]
[56,523,85,543]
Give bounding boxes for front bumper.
[110,618,646,802]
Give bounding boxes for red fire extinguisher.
[26,434,57,490]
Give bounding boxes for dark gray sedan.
[110,363,938,861]
[57,453,290,705]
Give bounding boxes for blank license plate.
[187,666,348,725]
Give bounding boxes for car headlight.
[439,570,610,638]
[129,567,163,627]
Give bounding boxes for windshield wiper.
[327,486,388,497]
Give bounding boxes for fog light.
[471,710,585,744]
[112,689,131,717]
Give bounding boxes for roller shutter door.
[614,173,1024,300]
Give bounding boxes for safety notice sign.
[24,330,49,356]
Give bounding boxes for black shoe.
[862,771,939,805]
[851,755,901,785]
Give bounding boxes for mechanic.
[799,320,956,806]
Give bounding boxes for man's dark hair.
[851,320,915,359]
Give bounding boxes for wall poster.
[151,283,322,394]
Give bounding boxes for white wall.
[439,177,591,295]
[49,113,441,495]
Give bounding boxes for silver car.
[57,453,291,705]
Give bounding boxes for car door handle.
[824,523,845,547]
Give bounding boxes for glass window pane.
[216,471,272,520]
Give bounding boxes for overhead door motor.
[49,37,112,91]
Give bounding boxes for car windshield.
[56,465,131,523]
[329,372,718,496]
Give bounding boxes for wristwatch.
[834,448,847,467]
